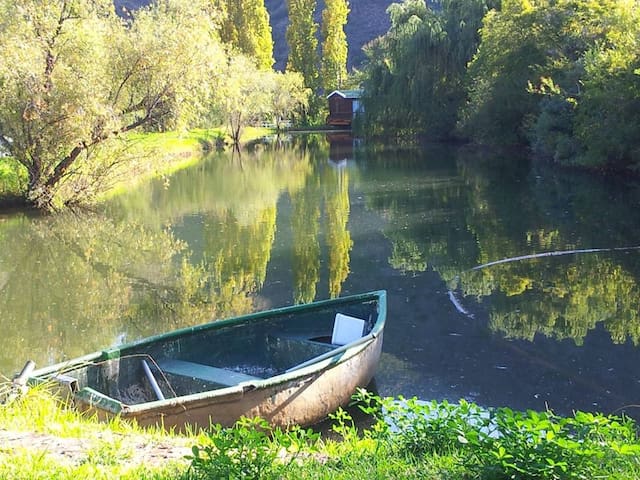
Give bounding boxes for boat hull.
[81,332,382,429]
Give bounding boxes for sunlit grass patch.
[0,384,198,479]
[0,157,27,198]
[4,385,637,480]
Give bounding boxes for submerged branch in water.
[447,245,640,318]
[471,246,640,271]
[447,290,474,319]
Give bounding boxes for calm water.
[2,134,640,419]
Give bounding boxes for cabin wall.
[327,96,356,126]
[329,96,353,114]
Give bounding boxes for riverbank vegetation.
[0,0,351,211]
[0,127,270,207]
[1,386,639,479]
[359,0,640,171]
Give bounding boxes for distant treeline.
[359,0,640,171]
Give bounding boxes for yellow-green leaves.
[0,0,225,210]
[321,0,350,92]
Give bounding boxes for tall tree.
[215,0,274,69]
[286,0,320,95]
[360,0,493,139]
[320,0,350,92]
[0,0,225,210]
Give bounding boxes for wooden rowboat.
[27,290,386,430]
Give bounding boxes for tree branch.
[43,90,171,190]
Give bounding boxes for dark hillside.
[114,0,145,15]
[264,0,393,70]
[114,0,394,70]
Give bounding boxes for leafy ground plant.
[3,386,640,480]
[353,390,640,480]
[185,416,320,480]
[464,408,640,480]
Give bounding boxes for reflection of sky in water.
[3,137,640,421]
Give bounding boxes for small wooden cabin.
[326,90,363,127]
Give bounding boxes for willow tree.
[320,0,350,92]
[213,57,308,144]
[0,0,224,210]
[215,0,274,69]
[361,0,494,139]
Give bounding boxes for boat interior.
[45,301,379,405]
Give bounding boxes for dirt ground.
[0,428,192,468]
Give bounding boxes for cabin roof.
[326,89,362,100]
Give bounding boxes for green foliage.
[2,387,640,479]
[463,0,640,167]
[363,0,640,169]
[357,393,491,457]
[213,57,309,144]
[286,0,321,119]
[573,17,640,168]
[215,0,274,69]
[361,0,493,140]
[0,157,27,198]
[354,390,640,480]
[465,408,640,479]
[0,0,225,210]
[461,0,551,144]
[320,0,350,92]
[186,416,320,480]
[213,56,274,144]
[269,71,311,130]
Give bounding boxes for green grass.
[97,126,272,201]
[0,126,273,206]
[0,384,200,479]
[2,386,639,480]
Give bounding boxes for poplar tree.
[285,0,320,93]
[216,0,274,69]
[320,0,349,92]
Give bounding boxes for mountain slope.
[114,0,394,70]
[264,0,393,70]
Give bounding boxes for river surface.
[2,134,640,419]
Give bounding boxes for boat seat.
[157,359,259,387]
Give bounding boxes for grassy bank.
[1,386,639,479]
[0,126,273,207]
